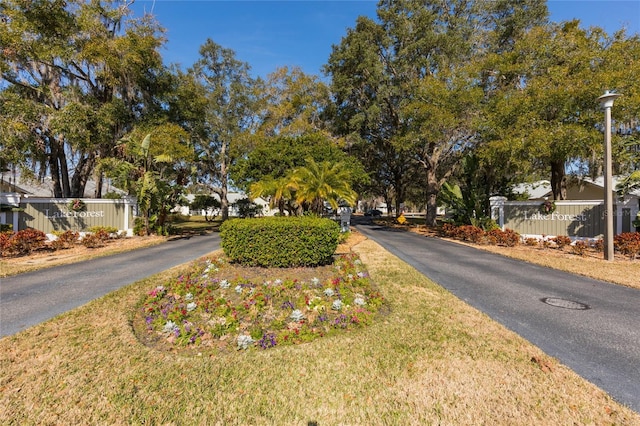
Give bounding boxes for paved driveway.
[355,221,640,413]
[0,233,220,338]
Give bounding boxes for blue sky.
[130,1,640,79]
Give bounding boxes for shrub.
[0,228,47,257]
[81,232,106,248]
[552,235,571,249]
[571,240,588,257]
[440,223,458,238]
[614,232,640,259]
[81,228,111,248]
[88,226,118,236]
[220,217,340,267]
[50,230,80,250]
[456,225,485,244]
[0,224,12,232]
[498,228,520,247]
[592,238,604,253]
[525,237,539,247]
[0,232,11,254]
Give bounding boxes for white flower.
[220,279,230,289]
[324,288,335,297]
[290,309,305,322]
[332,300,343,311]
[237,334,254,350]
[357,271,367,278]
[186,302,197,312]
[347,274,354,280]
[354,297,366,307]
[274,279,283,285]
[163,320,179,334]
[311,277,320,286]
[185,293,194,301]
[235,285,243,294]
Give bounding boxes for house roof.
[581,176,640,197]
[512,180,552,200]
[512,176,640,200]
[0,169,126,198]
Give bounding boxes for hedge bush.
[220,216,340,267]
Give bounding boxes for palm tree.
[288,159,357,215]
[249,175,298,216]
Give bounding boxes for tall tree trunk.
[49,153,63,198]
[425,168,439,227]
[94,170,103,198]
[550,160,566,200]
[70,154,95,198]
[219,143,230,221]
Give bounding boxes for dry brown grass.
[0,232,638,424]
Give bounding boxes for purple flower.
[281,300,295,310]
[258,333,277,349]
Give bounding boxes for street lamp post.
[597,91,622,261]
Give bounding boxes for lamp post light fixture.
[597,90,622,261]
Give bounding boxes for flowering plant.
[540,200,556,214]
[136,253,386,352]
[68,199,86,212]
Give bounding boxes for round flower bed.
[134,253,387,354]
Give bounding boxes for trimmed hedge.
[220,216,340,267]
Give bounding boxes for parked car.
[364,209,382,217]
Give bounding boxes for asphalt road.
[0,233,220,337]
[355,221,640,413]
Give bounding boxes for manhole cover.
[541,297,590,310]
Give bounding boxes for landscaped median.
[0,232,637,424]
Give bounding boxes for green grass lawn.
[0,236,637,425]
[170,214,222,234]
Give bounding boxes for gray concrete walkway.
[355,221,640,413]
[0,233,220,337]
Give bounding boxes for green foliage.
[189,195,221,222]
[231,133,367,192]
[616,171,640,198]
[220,217,340,267]
[288,159,358,215]
[232,198,263,218]
[190,39,258,220]
[102,192,123,200]
[104,125,191,235]
[88,226,119,235]
[0,0,167,197]
[250,158,358,216]
[0,224,12,232]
